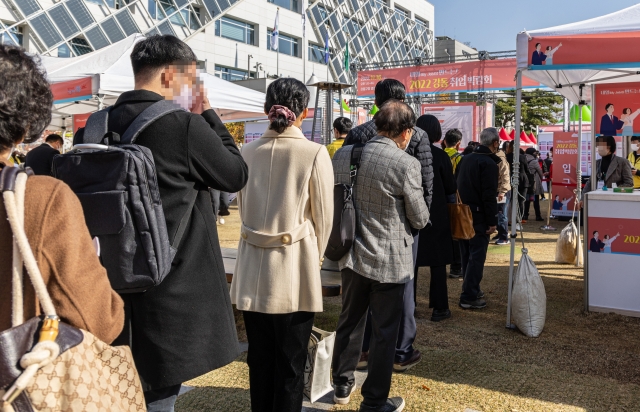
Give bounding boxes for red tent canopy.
[528,132,537,144]
[520,131,532,144]
[499,128,511,141]
[509,129,515,139]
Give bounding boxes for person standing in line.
[505,141,530,229]
[24,133,63,176]
[230,78,334,412]
[494,144,511,245]
[345,79,433,374]
[627,136,640,188]
[331,100,430,412]
[327,116,353,158]
[443,129,464,278]
[74,35,249,411]
[415,115,457,322]
[456,127,500,309]
[523,147,545,222]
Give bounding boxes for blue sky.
[428,0,640,52]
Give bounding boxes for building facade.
[0,0,433,84]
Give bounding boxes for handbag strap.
[456,191,463,205]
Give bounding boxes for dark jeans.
[428,265,449,310]
[243,311,315,412]
[332,269,405,408]
[459,224,490,302]
[497,199,508,241]
[144,384,182,412]
[450,240,462,273]
[524,194,542,219]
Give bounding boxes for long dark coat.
[416,145,457,267]
[75,90,248,390]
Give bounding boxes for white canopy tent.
[41,34,266,126]
[508,5,640,327]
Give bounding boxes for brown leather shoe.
[393,350,421,372]
[356,352,368,370]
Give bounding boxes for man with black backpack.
[70,36,248,411]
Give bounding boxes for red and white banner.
[594,82,640,136]
[73,112,92,133]
[551,132,580,217]
[51,77,93,104]
[421,103,475,146]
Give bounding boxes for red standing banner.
[51,77,93,104]
[357,59,538,97]
[551,132,580,217]
[73,112,93,133]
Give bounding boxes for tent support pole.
[576,86,584,267]
[506,70,523,329]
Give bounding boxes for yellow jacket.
[326,138,345,159]
[444,147,462,173]
[628,152,640,188]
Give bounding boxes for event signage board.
[594,82,640,136]
[551,132,581,217]
[51,77,93,104]
[587,217,640,256]
[527,32,640,70]
[421,103,475,146]
[357,59,538,97]
[73,112,92,133]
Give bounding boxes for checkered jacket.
[332,137,430,284]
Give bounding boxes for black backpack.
[325,144,364,261]
[53,100,196,293]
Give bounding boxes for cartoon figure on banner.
[561,196,573,211]
[590,231,605,253]
[531,43,546,65]
[620,108,640,136]
[553,195,562,211]
[544,43,562,65]
[600,103,625,135]
[602,233,621,253]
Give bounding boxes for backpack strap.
[171,189,198,251]
[349,143,365,187]
[121,100,185,144]
[81,108,111,144]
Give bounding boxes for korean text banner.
[51,77,93,104]
[594,82,640,136]
[357,59,538,97]
[587,217,640,256]
[528,32,640,70]
[551,132,580,217]
[421,103,475,146]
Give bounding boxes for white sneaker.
[219,218,225,225]
[516,223,522,231]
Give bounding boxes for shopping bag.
[555,221,581,264]
[303,327,335,402]
[448,192,475,240]
[511,249,547,338]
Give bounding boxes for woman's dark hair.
[623,108,631,115]
[374,79,405,107]
[546,46,552,51]
[0,45,52,152]
[416,114,442,144]
[130,35,197,84]
[525,147,537,156]
[374,99,415,139]
[333,116,352,135]
[265,78,310,134]
[596,135,617,153]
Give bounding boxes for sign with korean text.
[421,103,475,146]
[357,59,538,97]
[594,82,640,136]
[73,112,92,133]
[587,217,640,256]
[551,132,580,217]
[51,77,93,104]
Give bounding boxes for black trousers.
[243,311,315,412]
[524,194,542,219]
[459,224,490,302]
[451,240,462,272]
[428,265,449,310]
[332,269,405,408]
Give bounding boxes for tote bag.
[447,192,475,240]
[0,167,146,412]
[303,327,335,403]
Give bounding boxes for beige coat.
[230,126,334,313]
[497,150,511,196]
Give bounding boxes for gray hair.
[479,127,499,147]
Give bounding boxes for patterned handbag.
[0,167,146,412]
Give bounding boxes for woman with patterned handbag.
[0,45,137,411]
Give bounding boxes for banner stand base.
[540,225,557,231]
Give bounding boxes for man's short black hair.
[333,117,352,135]
[605,103,614,111]
[130,35,198,84]
[45,134,63,144]
[593,231,598,235]
[374,99,416,139]
[631,135,640,142]
[535,43,541,48]
[374,79,405,107]
[444,128,463,147]
[596,135,617,153]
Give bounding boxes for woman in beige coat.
[230,78,334,411]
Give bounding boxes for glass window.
[308,43,330,64]
[48,5,80,38]
[214,65,254,81]
[66,0,95,28]
[58,43,71,57]
[415,17,428,32]
[267,29,299,57]
[14,0,41,17]
[214,16,255,45]
[267,0,298,13]
[70,37,93,55]
[0,27,23,46]
[30,14,63,48]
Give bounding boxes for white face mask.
[173,84,196,111]
[631,143,639,152]
[597,146,610,157]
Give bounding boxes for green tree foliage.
[225,121,245,144]
[494,90,563,132]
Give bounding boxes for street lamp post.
[247,54,253,79]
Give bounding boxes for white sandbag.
[512,249,546,338]
[555,221,581,264]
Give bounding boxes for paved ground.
[174,201,640,411]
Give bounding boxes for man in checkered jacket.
[331,100,430,412]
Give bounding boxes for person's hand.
[633,168,637,176]
[498,193,504,202]
[617,232,620,236]
[486,226,497,235]
[191,83,211,114]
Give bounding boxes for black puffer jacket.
[344,120,434,209]
[456,145,500,227]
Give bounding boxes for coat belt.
[240,220,313,248]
